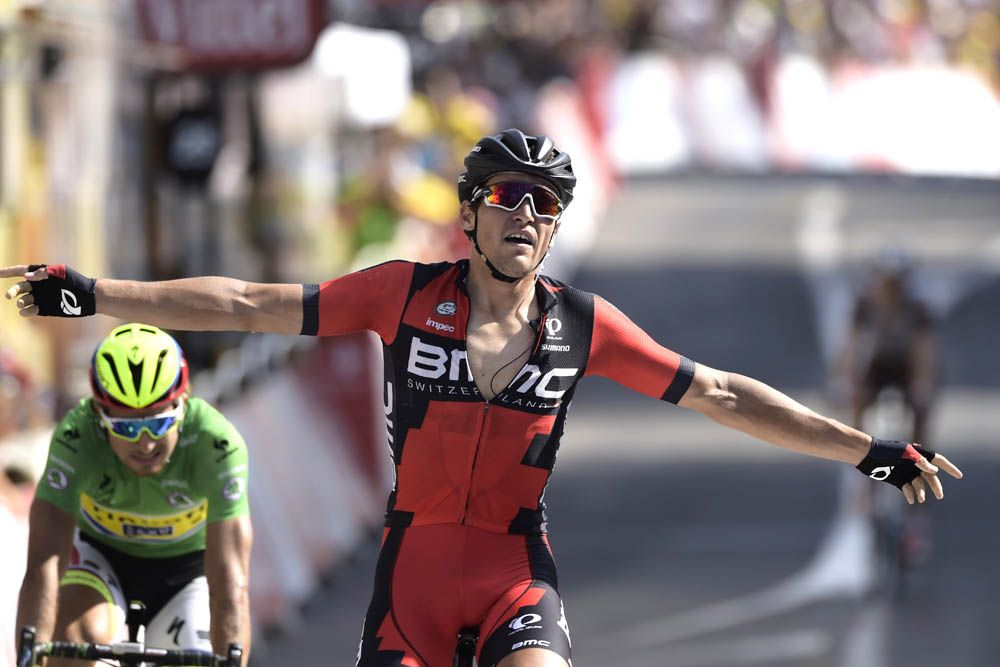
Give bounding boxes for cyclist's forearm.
[16,565,60,643]
[209,585,251,665]
[96,277,301,334]
[703,372,871,464]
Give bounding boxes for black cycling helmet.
[458,128,576,207]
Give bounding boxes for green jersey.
[36,397,250,558]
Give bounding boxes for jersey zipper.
[461,402,490,525]
[462,309,548,525]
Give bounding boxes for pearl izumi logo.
[868,466,893,481]
[426,318,456,333]
[435,301,457,316]
[544,318,563,339]
[509,613,542,632]
[60,289,82,316]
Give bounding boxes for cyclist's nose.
[134,434,158,451]
[511,197,536,222]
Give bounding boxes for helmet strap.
[467,209,548,284]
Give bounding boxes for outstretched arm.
[585,295,962,504]
[678,364,962,503]
[3,265,303,334]
[679,365,870,464]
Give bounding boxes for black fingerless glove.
[26,264,96,317]
[856,437,936,489]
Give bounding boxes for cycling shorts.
[356,524,572,667]
[62,531,211,650]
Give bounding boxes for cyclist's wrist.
[856,436,936,488]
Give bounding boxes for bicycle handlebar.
[18,626,242,667]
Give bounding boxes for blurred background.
[1,1,998,665]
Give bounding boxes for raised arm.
[585,295,962,503]
[97,276,303,334]
[3,264,303,334]
[679,365,870,464]
[677,364,962,503]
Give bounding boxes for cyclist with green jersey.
[14,323,252,667]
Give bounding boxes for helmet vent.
[101,351,128,395]
[149,349,168,395]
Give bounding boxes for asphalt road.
[258,176,1000,667]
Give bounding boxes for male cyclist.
[14,324,252,667]
[840,249,937,444]
[3,129,960,667]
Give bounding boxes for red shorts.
[356,524,571,666]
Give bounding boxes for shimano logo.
[541,344,570,352]
[511,639,550,650]
[426,318,456,333]
[60,289,82,316]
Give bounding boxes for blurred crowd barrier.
[1,0,998,661]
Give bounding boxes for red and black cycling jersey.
[301,259,694,535]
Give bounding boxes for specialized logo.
[214,438,238,462]
[868,466,893,481]
[168,617,185,645]
[544,318,563,337]
[46,468,69,491]
[222,476,245,501]
[435,301,457,316]
[128,345,143,364]
[509,613,542,631]
[60,289,81,316]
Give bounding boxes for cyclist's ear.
[459,201,476,233]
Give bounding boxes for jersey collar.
[455,259,559,316]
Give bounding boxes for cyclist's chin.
[496,250,540,277]
[123,449,170,476]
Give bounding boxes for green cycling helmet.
[90,323,189,410]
